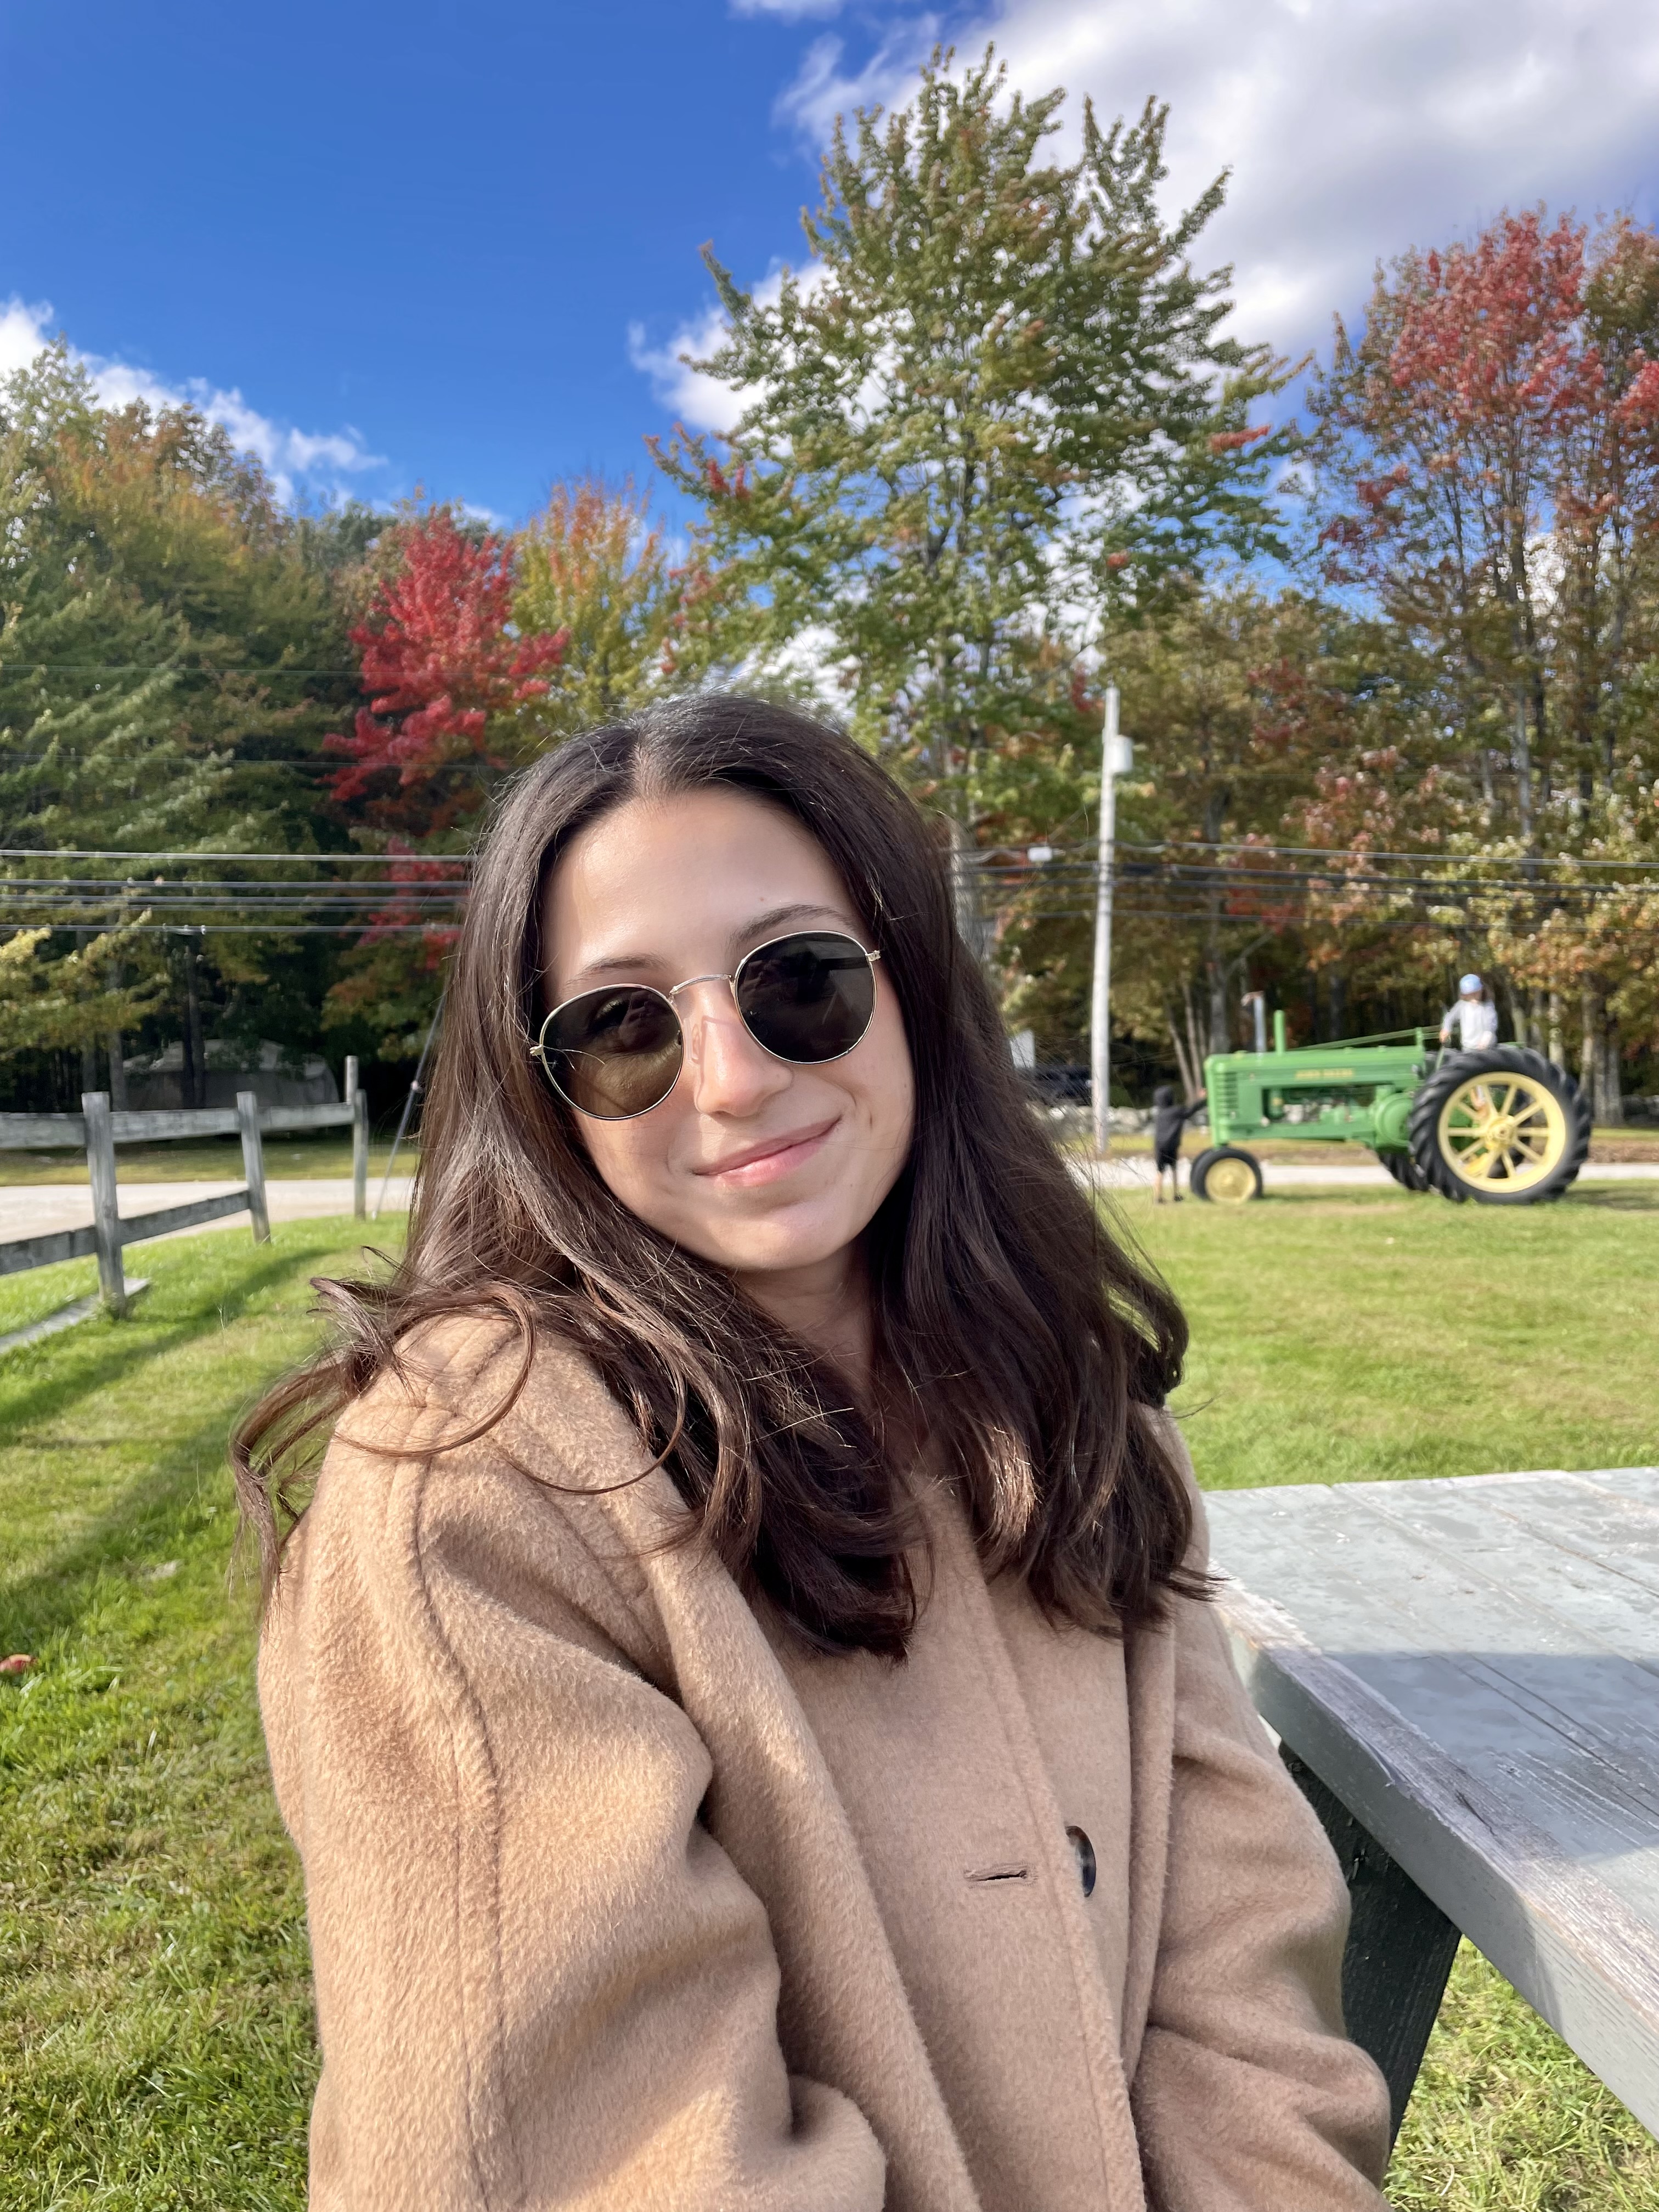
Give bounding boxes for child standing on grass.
[1152,1083,1206,1204]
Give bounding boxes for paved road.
[0,1178,414,1244]
[4,1158,1656,1246]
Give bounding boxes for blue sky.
[5,0,1658,529]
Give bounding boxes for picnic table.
[1207,1467,1659,2145]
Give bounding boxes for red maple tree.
[326,509,568,838]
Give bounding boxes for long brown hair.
[234,696,1200,1657]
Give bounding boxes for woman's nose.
[679,982,793,1116]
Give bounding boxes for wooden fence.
[0,1056,369,1316]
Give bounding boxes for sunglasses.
[532,929,882,1121]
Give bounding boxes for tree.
[324,506,567,840]
[1307,209,1659,1113]
[0,924,159,1055]
[512,479,677,728]
[652,47,1290,830]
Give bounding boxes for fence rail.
[0,1058,369,1317]
[0,1098,360,1149]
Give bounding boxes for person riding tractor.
[1440,974,1498,1053]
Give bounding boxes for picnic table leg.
[1280,1746,1462,2146]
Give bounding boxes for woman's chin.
[679,1206,857,1285]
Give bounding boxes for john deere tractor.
[1189,1012,1590,1206]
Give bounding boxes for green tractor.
[1190,1011,1591,1206]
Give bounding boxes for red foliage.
[1388,214,1599,432]
[326,510,567,833]
[1206,425,1270,454]
[354,839,470,959]
[1319,212,1659,590]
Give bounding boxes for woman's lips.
[697,1118,839,1187]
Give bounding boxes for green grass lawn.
[0,1223,381,2210]
[1,1191,1656,2206]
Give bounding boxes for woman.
[241,697,1391,2211]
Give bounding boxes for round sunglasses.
[532,929,882,1121]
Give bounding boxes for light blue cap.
[1459,973,1482,994]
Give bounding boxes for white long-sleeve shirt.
[1442,997,1498,1051]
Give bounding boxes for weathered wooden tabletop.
[1206,1468,1659,2137]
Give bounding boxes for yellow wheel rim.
[1436,1074,1568,1192]
[1205,1156,1259,1205]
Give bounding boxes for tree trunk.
[1182,979,1208,1095]
[944,817,991,965]
[1581,986,1601,1116]
[182,935,206,1110]
[107,1030,128,1112]
[1206,958,1229,1057]
[1328,969,1347,1043]
[1167,1012,1199,1104]
[81,1037,99,1097]
[1306,966,1319,1046]
[1547,991,1564,1070]
[1512,692,1533,844]
[1601,1016,1624,1127]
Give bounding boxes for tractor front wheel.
[1409,1047,1589,1205]
[1191,1145,1264,1205]
[1377,1148,1431,1192]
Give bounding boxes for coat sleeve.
[1129,1486,1393,2211]
[259,1384,886,2212]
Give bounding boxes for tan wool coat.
[259,1315,1393,2211]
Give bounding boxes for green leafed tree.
[651,46,1292,833]
[0,346,369,1096]
[0,924,161,1055]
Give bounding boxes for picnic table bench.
[1207,1468,1659,2146]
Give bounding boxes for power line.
[980,835,1659,874]
[0,845,467,864]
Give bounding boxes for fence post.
[82,1090,128,1316]
[346,1054,368,1220]
[237,1091,271,1244]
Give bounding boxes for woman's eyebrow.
[566,904,856,989]
[729,901,853,953]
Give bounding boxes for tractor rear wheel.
[1409,1048,1589,1205]
[1377,1148,1431,1192]
[1191,1144,1264,1205]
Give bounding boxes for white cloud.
[777,18,943,139]
[768,0,1659,369]
[997,0,1659,361]
[0,294,385,503]
[731,0,847,18]
[630,260,835,435]
[629,304,747,435]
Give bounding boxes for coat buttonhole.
[965,1863,1030,1884]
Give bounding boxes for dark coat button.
[1066,1825,1097,1898]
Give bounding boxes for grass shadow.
[0,1244,321,1442]
[0,1382,268,1652]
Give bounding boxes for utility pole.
[1090,684,1134,1156]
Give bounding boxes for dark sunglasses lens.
[736,933,876,1064]
[542,988,682,1118]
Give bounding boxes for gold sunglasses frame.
[531,930,883,1121]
